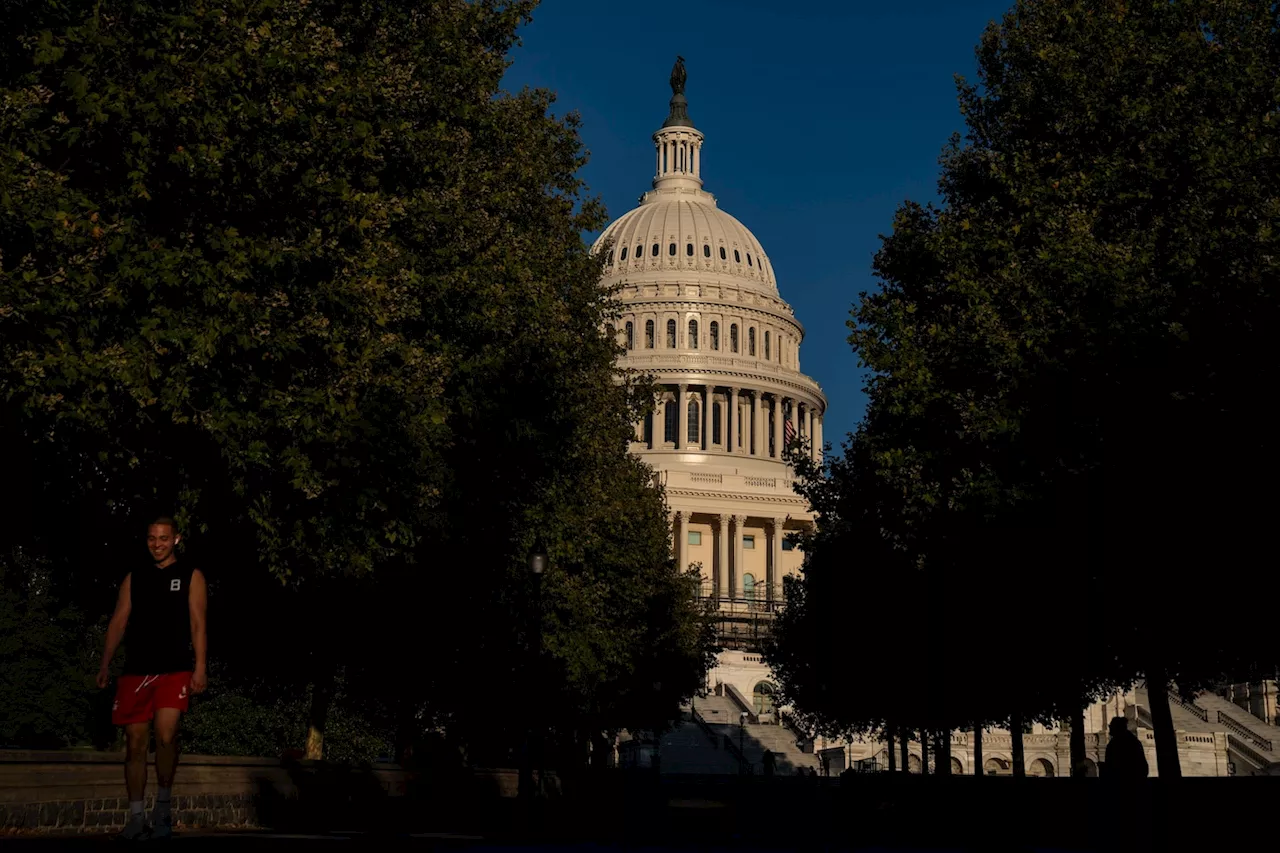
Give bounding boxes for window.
[713,399,722,444]
[687,400,700,444]
[743,535,755,549]
[748,328,756,356]
[688,531,702,546]
[752,682,776,715]
[782,538,796,551]
[710,321,719,351]
[664,400,677,443]
[719,246,727,260]
[668,242,676,256]
[730,324,739,353]
[743,573,756,600]
[620,247,628,261]
[703,244,711,258]
[625,321,634,350]
[688,319,698,349]
[764,331,771,360]
[747,253,753,267]
[608,250,614,265]
[645,320,655,349]
[666,319,677,348]
[652,243,659,256]
[686,243,694,256]
[734,249,741,263]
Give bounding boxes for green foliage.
[772,0,1280,737]
[0,550,106,748]
[0,0,712,761]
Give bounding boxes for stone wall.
[0,749,410,835]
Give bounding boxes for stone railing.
[1215,711,1273,753]
[1223,734,1272,770]
[1168,691,1210,722]
[743,476,778,488]
[689,472,724,484]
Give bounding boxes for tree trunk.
[920,728,929,775]
[1146,667,1182,778]
[393,695,418,767]
[304,667,337,760]
[1069,707,1086,776]
[886,723,896,772]
[1011,711,1025,778]
[936,730,951,776]
[973,725,984,776]
[900,729,909,772]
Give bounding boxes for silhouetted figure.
[762,749,776,778]
[1103,717,1149,778]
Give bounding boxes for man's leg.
[152,706,182,835]
[124,721,151,805]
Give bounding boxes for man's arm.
[97,574,131,687]
[189,569,208,693]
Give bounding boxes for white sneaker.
[118,814,152,841]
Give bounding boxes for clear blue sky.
[502,1,1011,447]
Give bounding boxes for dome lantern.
[652,56,703,192]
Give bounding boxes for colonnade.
[671,511,788,603]
[634,384,824,464]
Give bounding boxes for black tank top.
[124,561,196,675]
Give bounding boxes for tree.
[2,0,713,761]
[776,0,1280,778]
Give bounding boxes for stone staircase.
[1134,686,1279,774]
[688,692,818,775]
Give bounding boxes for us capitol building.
[594,62,1278,778]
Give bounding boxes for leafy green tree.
[776,0,1280,778]
[2,0,712,761]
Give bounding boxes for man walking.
[97,517,208,840]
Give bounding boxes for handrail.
[690,707,720,749]
[1226,733,1271,770]
[1216,711,1273,753]
[1168,691,1209,723]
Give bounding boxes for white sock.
[129,800,144,818]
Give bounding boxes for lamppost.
[739,711,748,774]
[519,543,547,813]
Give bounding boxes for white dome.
[593,190,778,295]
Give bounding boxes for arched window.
[747,253,753,267]
[645,320,655,349]
[712,399,722,445]
[620,247,628,261]
[687,400,700,444]
[668,242,676,256]
[664,399,677,443]
[764,331,771,360]
[625,321,634,350]
[743,573,756,601]
[666,319,677,349]
[950,757,964,775]
[608,250,614,266]
[748,328,756,356]
[984,758,1010,776]
[688,319,698,349]
[686,243,694,256]
[752,681,775,715]
[651,243,659,257]
[1029,758,1055,778]
[734,249,741,263]
[730,324,739,353]
[703,244,711,258]
[719,246,727,260]
[710,321,720,351]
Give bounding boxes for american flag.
[784,417,796,445]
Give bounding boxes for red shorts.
[112,672,192,726]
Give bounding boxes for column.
[788,398,798,449]
[814,414,824,463]
[770,518,786,603]
[772,394,783,459]
[747,391,757,458]
[672,511,687,574]
[727,387,739,454]
[677,383,688,449]
[703,387,712,451]
[654,390,665,448]
[716,514,730,600]
[732,515,747,600]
